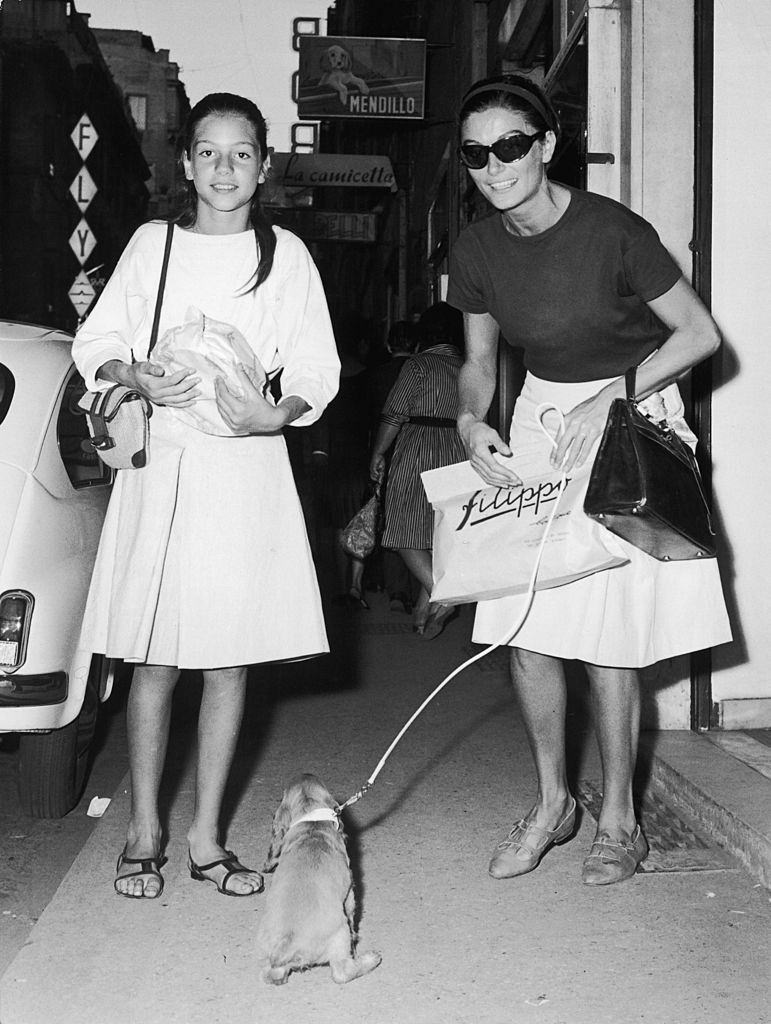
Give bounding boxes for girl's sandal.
[188,850,264,897]
[114,847,167,899]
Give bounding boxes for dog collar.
[291,808,340,830]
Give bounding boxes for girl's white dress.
[73,222,340,669]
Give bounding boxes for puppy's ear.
[263,798,292,872]
[342,50,351,70]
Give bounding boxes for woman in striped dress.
[369,304,466,637]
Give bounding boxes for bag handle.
[145,221,174,358]
[625,365,638,402]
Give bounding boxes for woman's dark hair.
[386,320,420,355]
[459,73,560,142]
[417,302,464,352]
[176,92,276,291]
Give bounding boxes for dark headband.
[461,82,558,133]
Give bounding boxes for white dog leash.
[338,405,568,813]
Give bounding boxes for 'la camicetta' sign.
[297,36,426,120]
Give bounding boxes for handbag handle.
[145,221,174,358]
[625,365,638,402]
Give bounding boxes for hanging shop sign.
[68,114,99,318]
[270,152,396,190]
[276,210,377,243]
[297,36,426,120]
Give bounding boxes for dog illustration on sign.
[319,44,370,105]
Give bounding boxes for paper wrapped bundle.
[151,306,268,435]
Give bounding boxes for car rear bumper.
[0,670,67,707]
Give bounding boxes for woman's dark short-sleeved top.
[446,185,682,383]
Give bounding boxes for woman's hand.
[126,360,201,407]
[369,453,386,484]
[550,386,619,472]
[459,416,521,487]
[214,363,286,435]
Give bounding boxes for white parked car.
[0,321,115,817]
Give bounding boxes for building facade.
[0,0,149,331]
[90,27,190,220]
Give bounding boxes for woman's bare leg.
[396,548,433,629]
[397,547,433,592]
[584,664,640,836]
[508,648,573,826]
[186,666,262,894]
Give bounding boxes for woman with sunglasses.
[447,75,731,886]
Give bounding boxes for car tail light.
[0,591,33,671]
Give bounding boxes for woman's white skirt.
[472,373,733,667]
[80,407,328,669]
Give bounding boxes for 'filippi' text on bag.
[456,478,572,531]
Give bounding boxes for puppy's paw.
[263,965,290,986]
[330,950,382,983]
[359,949,382,973]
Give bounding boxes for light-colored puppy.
[257,773,381,985]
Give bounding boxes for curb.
[643,732,771,889]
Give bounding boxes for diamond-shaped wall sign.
[71,115,98,159]
[69,218,97,266]
[68,270,96,317]
[70,166,97,212]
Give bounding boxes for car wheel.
[17,655,102,818]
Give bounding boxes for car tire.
[17,655,102,818]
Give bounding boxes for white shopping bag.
[421,450,627,605]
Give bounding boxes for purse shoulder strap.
[147,221,174,356]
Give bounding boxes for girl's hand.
[214,363,285,435]
[128,360,201,407]
[551,390,615,472]
[460,418,521,488]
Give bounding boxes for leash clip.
[337,781,372,812]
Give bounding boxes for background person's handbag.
[78,221,174,470]
[340,486,382,559]
[583,365,717,560]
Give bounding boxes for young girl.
[73,93,340,899]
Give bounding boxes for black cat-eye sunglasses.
[459,130,546,170]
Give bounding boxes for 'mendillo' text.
[456,478,570,531]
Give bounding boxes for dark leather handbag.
[583,366,716,560]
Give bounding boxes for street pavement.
[1,592,770,1024]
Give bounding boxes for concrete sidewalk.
[2,594,770,1024]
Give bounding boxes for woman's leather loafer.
[582,823,648,885]
[488,797,577,879]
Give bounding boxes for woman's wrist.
[457,411,481,443]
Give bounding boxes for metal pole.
[690,0,716,732]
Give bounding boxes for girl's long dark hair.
[176,92,276,291]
